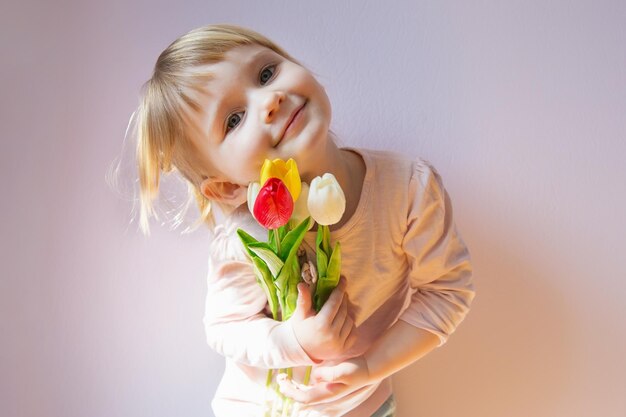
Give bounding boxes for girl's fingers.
[343,329,357,350]
[331,296,348,329]
[276,376,314,403]
[339,315,354,345]
[311,365,338,383]
[277,375,342,405]
[311,362,354,385]
[293,283,314,319]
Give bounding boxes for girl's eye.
[225,64,277,135]
[225,111,243,133]
[259,64,276,85]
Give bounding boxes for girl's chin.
[270,126,329,167]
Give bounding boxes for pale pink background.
[2,1,625,416]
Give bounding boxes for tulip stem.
[266,369,273,387]
[273,229,281,255]
[303,365,312,385]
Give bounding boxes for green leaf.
[275,285,287,321]
[268,229,277,252]
[274,255,293,294]
[251,256,279,320]
[247,243,284,277]
[275,218,309,301]
[275,251,297,292]
[326,242,341,287]
[316,248,328,280]
[315,226,324,256]
[314,279,332,312]
[314,242,341,312]
[279,224,288,240]
[316,226,329,279]
[282,258,301,321]
[279,217,312,260]
[237,228,260,258]
[281,218,310,267]
[321,225,331,255]
[247,240,276,252]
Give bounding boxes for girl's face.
[190,44,332,186]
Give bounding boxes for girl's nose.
[261,91,286,124]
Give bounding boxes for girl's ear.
[200,177,248,207]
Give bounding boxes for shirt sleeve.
[398,160,476,346]
[202,219,319,369]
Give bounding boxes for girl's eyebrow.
[247,49,275,67]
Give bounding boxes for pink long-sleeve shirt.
[203,148,475,417]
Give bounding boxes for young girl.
[135,24,475,417]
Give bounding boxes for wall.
[2,1,625,416]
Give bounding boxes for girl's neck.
[303,139,365,231]
[334,148,366,230]
[301,134,357,182]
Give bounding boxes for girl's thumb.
[295,283,313,316]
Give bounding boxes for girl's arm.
[279,160,475,403]
[277,320,439,404]
[364,320,439,381]
[204,233,354,369]
[203,218,316,369]
[203,255,317,370]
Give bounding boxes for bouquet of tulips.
[237,158,345,417]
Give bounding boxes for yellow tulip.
[260,158,301,201]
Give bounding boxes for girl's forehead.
[198,45,282,101]
[195,44,279,91]
[214,44,278,70]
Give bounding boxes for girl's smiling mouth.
[275,100,307,147]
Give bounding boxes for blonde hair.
[137,24,300,235]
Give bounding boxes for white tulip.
[289,182,313,229]
[246,182,261,216]
[307,173,346,226]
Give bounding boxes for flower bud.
[260,158,301,201]
[307,173,346,226]
[253,178,294,229]
[247,182,261,216]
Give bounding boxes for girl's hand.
[289,277,357,362]
[276,357,372,405]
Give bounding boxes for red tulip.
[253,178,294,230]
